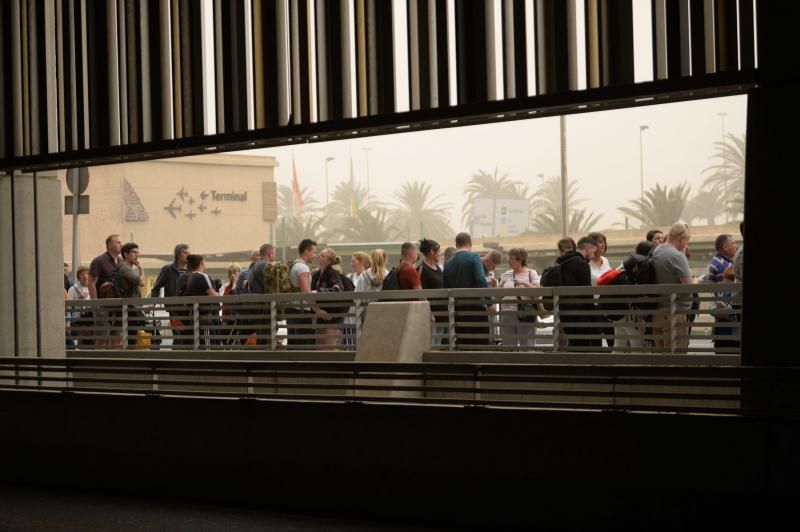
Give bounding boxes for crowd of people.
[64,220,743,352]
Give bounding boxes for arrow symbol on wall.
[200,190,209,200]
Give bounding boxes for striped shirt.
[708,254,732,283]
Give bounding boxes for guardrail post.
[448,295,456,350]
[121,304,128,350]
[354,299,363,346]
[669,293,677,354]
[270,300,278,350]
[193,303,200,350]
[552,293,560,351]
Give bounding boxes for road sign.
[66,167,89,194]
[64,195,90,215]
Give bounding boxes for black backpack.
[110,264,129,298]
[623,253,655,285]
[340,272,356,292]
[623,253,658,311]
[539,263,562,311]
[381,266,405,291]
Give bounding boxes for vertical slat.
[213,0,224,133]
[27,0,39,154]
[200,0,215,135]
[86,0,109,149]
[257,0,281,128]
[126,0,140,144]
[715,0,737,71]
[703,0,715,73]
[679,0,691,77]
[374,0,395,113]
[253,0,266,128]
[408,0,420,110]
[189,0,204,135]
[306,0,317,123]
[586,0,600,88]
[508,0,526,97]
[366,0,378,114]
[689,0,707,76]
[535,0,569,94]
[737,0,754,69]
[326,0,344,119]
[485,0,499,100]
[244,0,255,130]
[44,0,59,153]
[179,0,192,137]
[159,0,173,140]
[355,0,368,116]
[290,0,311,123]
[146,0,163,141]
[139,0,152,142]
[79,0,89,148]
[276,0,290,125]
[0,1,9,159]
[342,0,356,118]
[664,0,682,79]
[107,0,121,146]
[416,0,430,108]
[599,0,634,86]
[316,0,328,120]
[118,0,129,145]
[455,0,487,104]
[652,0,667,79]
[566,0,580,91]
[12,0,25,156]
[172,0,183,137]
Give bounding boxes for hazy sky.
[247,94,747,232]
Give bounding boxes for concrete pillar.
[0,171,65,360]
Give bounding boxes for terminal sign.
[209,190,247,201]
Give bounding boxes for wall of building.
[60,154,278,269]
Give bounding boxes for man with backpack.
[243,243,276,345]
[545,236,601,351]
[87,234,122,346]
[107,242,146,346]
[383,242,422,291]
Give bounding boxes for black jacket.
[150,262,185,297]
[555,251,591,287]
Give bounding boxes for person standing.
[651,222,700,353]
[556,236,601,351]
[443,232,490,346]
[499,248,540,351]
[396,242,423,290]
[288,239,330,346]
[114,242,147,345]
[67,266,91,347]
[88,234,122,346]
[418,239,446,345]
[356,249,388,293]
[311,248,345,348]
[588,232,614,349]
[150,243,190,346]
[708,233,738,352]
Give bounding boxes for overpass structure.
[1,2,797,528]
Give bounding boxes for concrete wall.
[0,172,64,359]
[1,391,797,529]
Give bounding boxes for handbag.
[517,271,538,323]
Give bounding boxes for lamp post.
[325,156,334,205]
[639,124,649,227]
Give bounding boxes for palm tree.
[278,184,321,218]
[323,179,382,236]
[618,182,691,227]
[531,175,602,233]
[392,181,454,241]
[339,208,399,242]
[702,132,745,220]
[461,168,527,229]
[276,215,330,249]
[683,189,726,226]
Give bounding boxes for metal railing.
[3,356,796,416]
[63,284,741,355]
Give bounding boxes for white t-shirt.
[589,256,611,286]
[499,268,540,311]
[289,260,311,308]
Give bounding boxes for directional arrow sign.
[200,190,209,200]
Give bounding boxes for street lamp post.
[325,156,334,205]
[639,124,649,227]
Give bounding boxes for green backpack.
[263,260,301,294]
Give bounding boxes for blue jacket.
[443,251,489,289]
